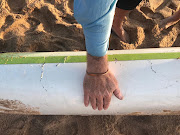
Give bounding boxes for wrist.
[86,53,108,73]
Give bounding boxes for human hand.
[83,70,123,110]
[84,53,123,110]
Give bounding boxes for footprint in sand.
[26,17,41,32]
[7,0,26,14]
[1,15,14,31]
[31,6,57,32]
[140,7,164,20]
[129,8,156,30]
[168,2,178,11]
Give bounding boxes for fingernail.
[119,96,123,100]
[84,103,88,107]
[98,108,102,111]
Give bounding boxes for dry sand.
[1,114,180,135]
[0,0,180,134]
[0,0,179,52]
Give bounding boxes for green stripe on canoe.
[0,52,180,64]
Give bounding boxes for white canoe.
[0,47,180,115]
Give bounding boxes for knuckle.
[84,100,88,103]
[104,101,110,106]
[97,101,102,106]
[89,93,95,98]
[84,89,90,95]
[91,100,95,104]
[96,91,102,97]
[114,89,119,94]
[104,95,111,100]
[104,90,111,96]
[104,93,111,98]
[84,93,89,97]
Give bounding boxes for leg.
[112,0,142,43]
[159,9,180,30]
[112,8,130,43]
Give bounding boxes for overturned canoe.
[0,47,180,115]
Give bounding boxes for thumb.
[113,88,123,100]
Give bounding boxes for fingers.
[84,90,97,110]
[113,88,123,100]
[85,89,123,110]
[84,92,89,107]
[97,96,103,111]
[90,95,111,111]
[103,96,111,110]
[90,97,97,110]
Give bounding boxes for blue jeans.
[74,0,117,57]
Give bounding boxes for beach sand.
[0,0,179,52]
[0,0,180,134]
[1,114,180,135]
